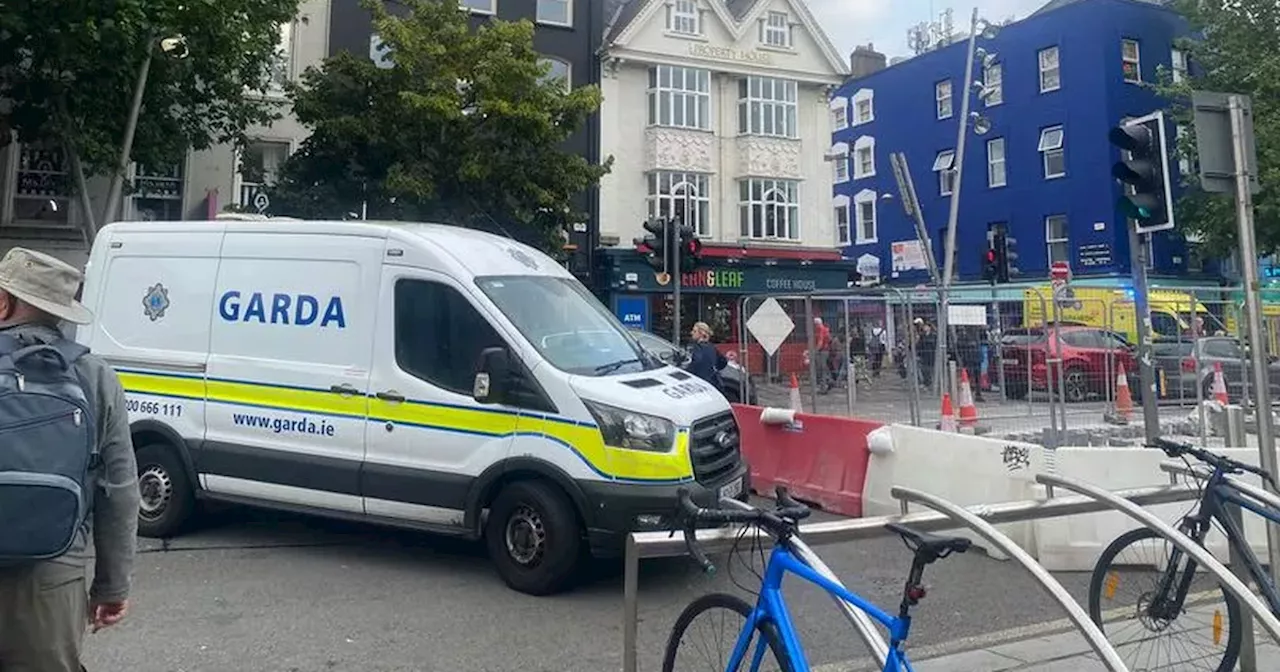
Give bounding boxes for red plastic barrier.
[730,404,878,518]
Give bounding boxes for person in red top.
[813,317,832,390]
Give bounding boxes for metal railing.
[620,479,1230,672]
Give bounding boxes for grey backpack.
[0,333,97,566]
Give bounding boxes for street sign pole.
[1227,94,1280,586]
[1126,225,1162,444]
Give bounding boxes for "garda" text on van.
[217,290,347,328]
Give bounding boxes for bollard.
[1225,404,1257,672]
[948,359,959,411]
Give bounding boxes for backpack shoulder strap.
[47,338,89,365]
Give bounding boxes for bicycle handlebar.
[1152,437,1276,485]
[675,486,811,574]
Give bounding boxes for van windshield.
[476,275,657,376]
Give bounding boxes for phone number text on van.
[126,397,184,417]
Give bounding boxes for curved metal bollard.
[1037,473,1280,643]
[891,485,1130,671]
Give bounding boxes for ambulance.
[76,219,747,595]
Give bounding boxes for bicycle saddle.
[886,523,972,559]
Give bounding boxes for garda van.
[77,219,748,595]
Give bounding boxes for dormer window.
[762,11,791,48]
[668,0,701,36]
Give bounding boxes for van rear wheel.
[135,443,196,538]
[485,480,582,596]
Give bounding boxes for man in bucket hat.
[0,248,139,671]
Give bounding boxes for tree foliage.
[0,0,302,236]
[1156,0,1280,258]
[266,0,611,252]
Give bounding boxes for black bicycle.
[1087,437,1280,671]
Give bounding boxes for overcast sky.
[806,0,1051,61]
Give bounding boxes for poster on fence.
[891,240,928,273]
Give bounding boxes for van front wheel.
[135,443,196,538]
[485,480,582,596]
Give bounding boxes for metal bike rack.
[891,486,1129,671]
[621,480,1203,672]
[1036,473,1280,643]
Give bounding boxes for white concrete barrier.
[861,424,1278,571]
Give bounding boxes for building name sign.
[681,269,746,288]
[688,43,775,65]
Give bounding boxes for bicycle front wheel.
[1088,526,1242,672]
[662,593,795,672]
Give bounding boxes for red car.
[1000,325,1139,402]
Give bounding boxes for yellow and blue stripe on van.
[115,368,695,484]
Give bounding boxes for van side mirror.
[473,346,511,404]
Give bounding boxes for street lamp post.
[935,10,998,397]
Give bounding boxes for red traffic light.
[986,249,996,262]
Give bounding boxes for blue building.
[830,0,1210,290]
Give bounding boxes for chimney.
[849,43,887,78]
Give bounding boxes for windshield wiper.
[595,358,643,375]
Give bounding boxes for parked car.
[630,330,758,405]
[1152,336,1280,402]
[1000,325,1139,403]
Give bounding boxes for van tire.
[485,480,582,596]
[135,443,196,538]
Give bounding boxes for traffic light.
[991,230,1020,283]
[1109,114,1173,234]
[635,218,671,272]
[678,224,703,271]
[982,245,998,284]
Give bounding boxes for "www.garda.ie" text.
[232,412,336,437]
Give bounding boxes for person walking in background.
[916,319,937,389]
[687,321,727,389]
[869,321,888,377]
[0,248,140,672]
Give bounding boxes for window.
[11,143,70,227]
[1039,125,1065,179]
[983,62,1003,106]
[833,195,851,246]
[536,0,571,26]
[1122,39,1141,83]
[459,0,495,13]
[737,77,798,138]
[935,80,953,119]
[539,57,572,92]
[762,11,791,48]
[831,143,850,183]
[648,66,711,130]
[853,136,875,179]
[648,171,711,237]
[1045,214,1069,264]
[738,178,799,240]
[933,150,956,196]
[129,162,183,221]
[1039,46,1061,92]
[1172,48,1188,84]
[831,98,849,130]
[237,141,290,210]
[854,189,877,244]
[668,0,700,35]
[986,137,1006,187]
[267,21,295,94]
[395,279,510,396]
[1175,124,1193,176]
[852,89,874,125]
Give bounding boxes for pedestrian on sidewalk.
[687,321,727,389]
[0,248,140,672]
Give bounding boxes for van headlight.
[582,400,676,453]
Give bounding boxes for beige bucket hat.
[0,247,93,325]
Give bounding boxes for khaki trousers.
[0,560,87,672]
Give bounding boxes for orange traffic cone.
[939,393,958,432]
[1212,362,1229,405]
[788,372,803,412]
[1114,362,1133,423]
[958,368,979,428]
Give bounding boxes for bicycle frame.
[1156,467,1280,616]
[723,541,914,672]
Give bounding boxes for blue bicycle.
[663,487,971,672]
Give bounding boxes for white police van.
[77,219,747,595]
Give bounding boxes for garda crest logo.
[143,283,170,321]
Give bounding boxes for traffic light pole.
[671,217,682,348]
[1125,225,1162,443]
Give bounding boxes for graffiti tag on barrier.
[1002,444,1031,472]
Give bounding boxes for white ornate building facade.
[597,0,850,253]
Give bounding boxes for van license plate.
[719,478,744,501]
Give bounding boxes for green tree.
[1156,0,1280,257]
[266,0,611,253]
[0,0,302,240]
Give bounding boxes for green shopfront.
[596,247,858,345]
